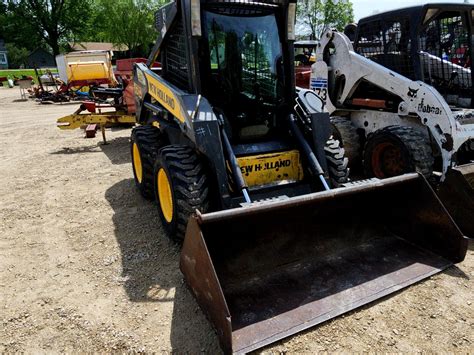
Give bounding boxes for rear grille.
[163,20,189,90]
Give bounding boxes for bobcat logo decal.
[407,87,419,98]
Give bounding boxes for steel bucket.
[438,163,474,239]
[180,174,468,354]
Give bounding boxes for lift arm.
[312,30,465,176]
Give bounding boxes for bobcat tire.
[325,137,349,188]
[154,145,209,243]
[363,125,434,179]
[131,125,162,200]
[331,116,361,167]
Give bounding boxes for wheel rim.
[371,142,406,178]
[157,168,173,223]
[132,143,143,183]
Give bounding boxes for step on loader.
[130,0,469,352]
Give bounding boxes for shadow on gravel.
[100,137,130,165]
[444,265,470,280]
[50,136,130,165]
[105,178,221,353]
[51,145,102,155]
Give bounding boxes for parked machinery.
[56,56,154,141]
[311,6,474,238]
[294,40,318,88]
[130,0,468,353]
[354,4,474,109]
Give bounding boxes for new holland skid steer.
[130,0,468,352]
[311,5,474,239]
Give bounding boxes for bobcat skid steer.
[131,0,469,353]
[311,24,474,240]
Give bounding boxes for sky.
[354,0,470,20]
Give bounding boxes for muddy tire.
[131,125,163,200]
[363,125,434,179]
[331,116,361,167]
[325,137,349,187]
[154,145,209,243]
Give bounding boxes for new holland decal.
[237,150,304,188]
[145,72,185,122]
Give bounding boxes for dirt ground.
[0,87,472,353]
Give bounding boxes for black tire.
[331,116,362,166]
[131,125,162,200]
[324,137,349,187]
[154,145,209,242]
[363,125,434,179]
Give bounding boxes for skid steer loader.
[311,25,474,240]
[130,0,468,352]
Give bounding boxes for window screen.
[162,19,189,90]
[419,11,471,98]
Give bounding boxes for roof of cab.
[359,3,474,24]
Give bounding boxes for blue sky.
[354,0,470,20]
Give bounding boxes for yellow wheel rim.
[158,168,173,223]
[132,143,143,183]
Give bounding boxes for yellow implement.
[57,113,135,143]
[57,113,136,130]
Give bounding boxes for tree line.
[297,0,354,40]
[1,0,354,68]
[1,0,166,67]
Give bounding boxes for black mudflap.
[180,174,468,354]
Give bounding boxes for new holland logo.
[240,159,292,175]
[149,82,176,110]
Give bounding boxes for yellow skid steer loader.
[131,0,469,352]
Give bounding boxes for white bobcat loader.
[311,29,474,239]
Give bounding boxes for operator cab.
[354,4,474,108]
[199,4,290,143]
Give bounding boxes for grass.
[0,68,58,84]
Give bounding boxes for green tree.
[6,0,92,55]
[91,0,165,56]
[0,1,43,51]
[78,1,110,44]
[297,0,354,40]
[5,43,29,68]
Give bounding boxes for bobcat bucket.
[180,174,468,354]
[438,163,474,239]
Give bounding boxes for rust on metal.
[85,124,98,138]
[351,98,387,109]
[198,174,418,224]
[180,217,233,353]
[56,114,136,130]
[180,174,468,354]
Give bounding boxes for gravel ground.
[0,87,472,353]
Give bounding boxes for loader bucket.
[438,163,474,239]
[180,174,468,354]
